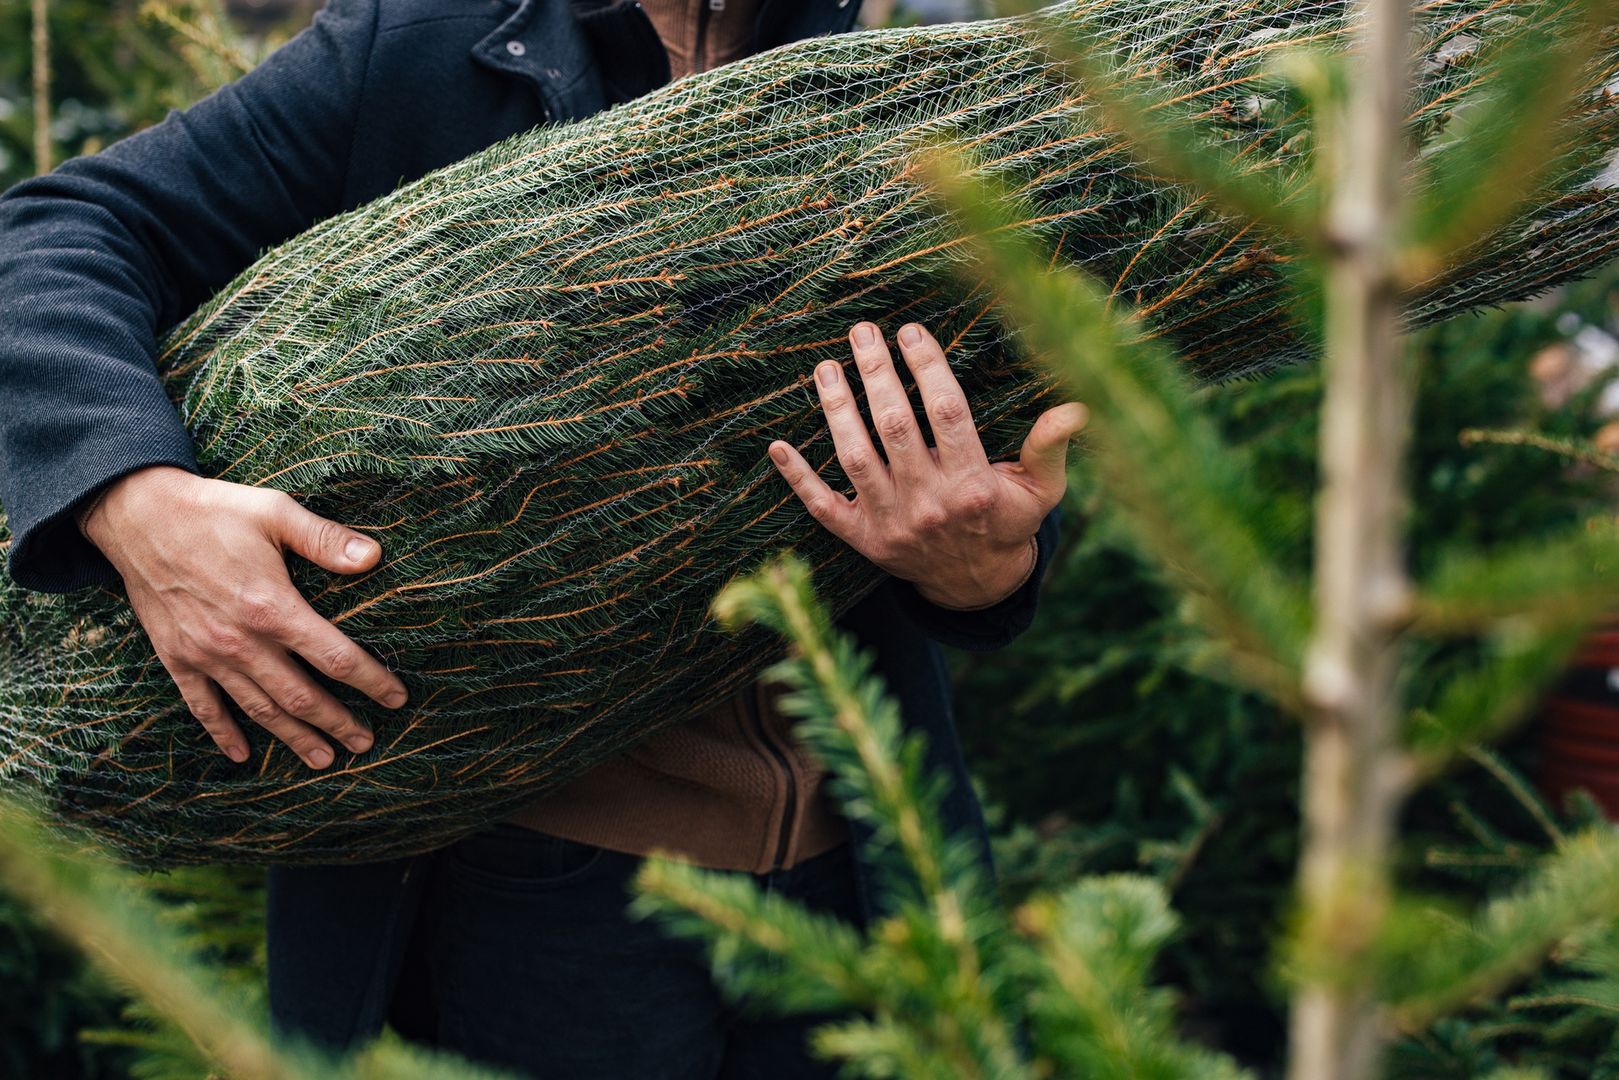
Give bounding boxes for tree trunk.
[1289,0,1415,1076]
[31,0,50,175]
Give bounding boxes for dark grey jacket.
[0,0,1058,1048]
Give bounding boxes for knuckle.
[238,591,284,634]
[279,688,321,718]
[207,626,251,660]
[841,452,876,479]
[328,716,361,740]
[259,487,297,519]
[876,409,913,441]
[322,645,359,681]
[244,698,281,725]
[311,516,347,555]
[955,484,997,517]
[804,497,835,522]
[160,640,200,668]
[912,506,949,533]
[855,351,889,376]
[930,394,970,426]
[822,393,851,414]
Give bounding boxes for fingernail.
[768,443,790,466]
[227,745,248,763]
[346,732,373,754]
[899,324,924,347]
[345,536,377,563]
[310,747,333,768]
[853,322,878,348]
[817,362,840,388]
[384,688,408,709]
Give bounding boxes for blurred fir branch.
[1402,0,1619,279]
[76,864,268,1080]
[1460,427,1619,473]
[961,0,1619,1068]
[0,794,521,1080]
[0,885,133,1078]
[927,155,1316,708]
[1379,829,1619,1030]
[0,0,294,188]
[139,1,256,82]
[637,552,1250,1080]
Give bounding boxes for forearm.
[0,0,377,591]
[0,187,199,590]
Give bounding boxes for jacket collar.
[756,0,863,51]
[472,0,607,123]
[472,0,865,122]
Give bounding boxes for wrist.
[74,487,114,540]
[79,466,195,553]
[912,535,1040,612]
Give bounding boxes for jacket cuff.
[7,435,198,594]
[889,506,1062,653]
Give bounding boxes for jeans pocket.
[448,823,609,892]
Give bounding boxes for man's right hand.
[81,465,408,770]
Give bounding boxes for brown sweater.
[637,0,762,81]
[506,0,848,873]
[507,681,848,873]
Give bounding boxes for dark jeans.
[269,825,866,1079]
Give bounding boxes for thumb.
[1016,402,1088,497]
[273,495,381,575]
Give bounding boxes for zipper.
[748,688,797,872]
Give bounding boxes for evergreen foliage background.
[8,2,1619,1077]
[959,273,1619,1074]
[0,0,306,187]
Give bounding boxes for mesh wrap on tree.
[3,0,1618,865]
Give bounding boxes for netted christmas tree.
[5,0,1619,865]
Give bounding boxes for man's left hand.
[769,322,1087,611]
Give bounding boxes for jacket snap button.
[505,40,526,57]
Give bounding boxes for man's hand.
[769,322,1086,611]
[81,466,408,769]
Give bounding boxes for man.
[0,2,1080,1076]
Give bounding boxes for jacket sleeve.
[889,506,1062,653]
[0,0,378,593]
